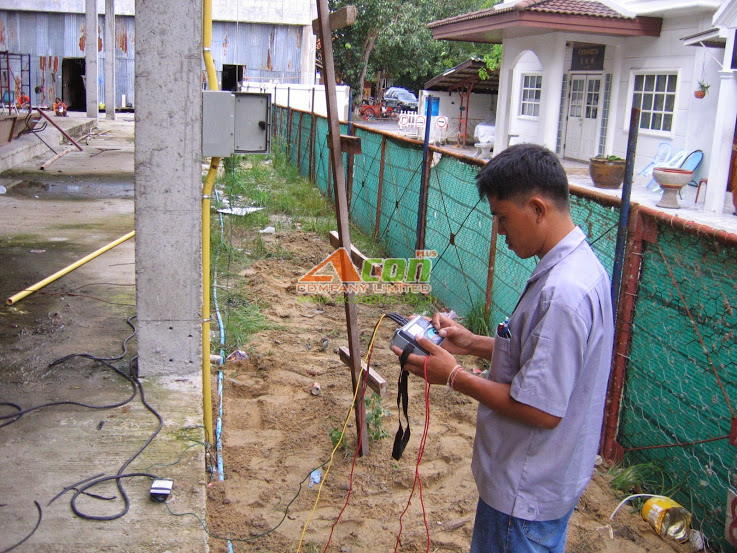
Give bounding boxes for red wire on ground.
[393,357,431,553]
[321,318,381,553]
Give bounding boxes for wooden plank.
[312,5,356,34]
[338,346,388,398]
[340,134,362,155]
[328,230,380,276]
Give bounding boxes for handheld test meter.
[390,315,444,356]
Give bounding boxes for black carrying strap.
[392,344,413,460]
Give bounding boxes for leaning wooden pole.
[315,0,369,455]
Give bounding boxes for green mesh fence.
[425,155,491,316]
[619,221,737,552]
[272,106,737,550]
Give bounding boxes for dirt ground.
[206,227,695,553]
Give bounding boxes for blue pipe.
[416,96,434,251]
[212,190,232,553]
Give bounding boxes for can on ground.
[641,496,691,543]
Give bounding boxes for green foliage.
[329,0,504,94]
[364,392,391,442]
[609,461,677,498]
[463,299,492,337]
[329,427,346,450]
[478,46,503,80]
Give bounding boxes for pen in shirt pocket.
[496,317,511,338]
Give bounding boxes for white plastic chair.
[646,148,687,191]
[637,143,671,178]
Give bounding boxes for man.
[392,144,614,553]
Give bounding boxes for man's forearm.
[451,370,561,429]
[468,334,495,359]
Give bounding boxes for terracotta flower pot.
[694,90,706,99]
[589,157,626,189]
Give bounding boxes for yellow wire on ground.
[296,315,386,552]
[201,0,220,444]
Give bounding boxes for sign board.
[571,45,605,71]
[436,116,448,128]
[726,488,737,546]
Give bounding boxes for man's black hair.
[476,143,570,209]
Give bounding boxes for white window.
[632,73,677,133]
[520,74,542,117]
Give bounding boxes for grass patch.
[463,300,492,337]
[221,290,281,351]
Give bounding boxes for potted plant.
[694,81,710,99]
[589,155,626,189]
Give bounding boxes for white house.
[428,0,737,214]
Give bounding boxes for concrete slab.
[0,117,209,553]
[0,111,97,174]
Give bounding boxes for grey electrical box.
[202,91,270,157]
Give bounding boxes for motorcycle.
[360,100,399,121]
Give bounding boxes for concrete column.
[300,25,316,85]
[539,38,565,152]
[494,46,515,154]
[134,0,203,376]
[85,0,99,120]
[104,0,116,120]
[704,69,737,213]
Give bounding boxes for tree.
[329,0,502,99]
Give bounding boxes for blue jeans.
[469,498,574,553]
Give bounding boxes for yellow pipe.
[201,0,219,445]
[6,231,135,306]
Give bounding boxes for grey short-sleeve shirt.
[471,226,614,521]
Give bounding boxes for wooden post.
[601,205,654,462]
[297,111,304,170]
[374,136,386,240]
[310,87,317,182]
[315,0,368,454]
[346,123,356,212]
[484,217,498,320]
[417,144,433,251]
[287,87,292,159]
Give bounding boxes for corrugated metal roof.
[428,0,632,29]
[424,58,499,94]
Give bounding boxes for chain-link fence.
[272,104,737,551]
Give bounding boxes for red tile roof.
[428,0,632,29]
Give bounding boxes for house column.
[104,0,116,120]
[85,0,99,120]
[704,70,737,213]
[539,38,565,152]
[494,46,515,153]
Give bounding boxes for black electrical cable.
[385,312,409,326]
[163,461,329,543]
[49,314,138,365]
[0,357,137,424]
[0,501,42,553]
[0,316,139,427]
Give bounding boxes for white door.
[564,74,602,161]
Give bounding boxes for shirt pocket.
[489,333,516,384]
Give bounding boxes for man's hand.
[391,336,457,386]
[431,313,477,356]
